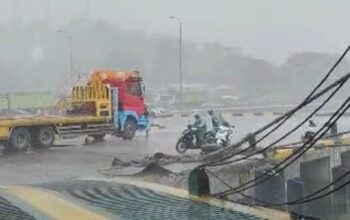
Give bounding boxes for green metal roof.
[0,179,289,220]
[44,180,268,220]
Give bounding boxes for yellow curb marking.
[5,186,108,220]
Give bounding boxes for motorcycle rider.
[306,120,317,133]
[302,119,317,142]
[206,110,234,146]
[208,110,230,130]
[192,113,207,146]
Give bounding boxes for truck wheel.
[32,126,55,148]
[122,119,137,140]
[89,134,106,141]
[7,127,31,152]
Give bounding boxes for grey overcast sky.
[0,0,349,64]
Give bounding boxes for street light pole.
[68,34,73,73]
[170,16,183,113]
[57,28,74,73]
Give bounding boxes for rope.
[205,78,347,167]
[201,71,350,167]
[214,95,350,197]
[209,154,350,207]
[201,46,350,166]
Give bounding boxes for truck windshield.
[126,81,143,97]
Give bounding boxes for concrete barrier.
[269,135,350,161]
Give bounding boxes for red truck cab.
[88,70,146,116]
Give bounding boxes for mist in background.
[0,0,350,104]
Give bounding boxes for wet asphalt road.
[0,115,349,185]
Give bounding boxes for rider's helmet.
[194,113,200,119]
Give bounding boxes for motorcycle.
[175,125,199,154]
[175,124,234,154]
[215,125,234,147]
[301,120,317,143]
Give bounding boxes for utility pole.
[68,34,73,73]
[57,28,74,73]
[170,16,183,113]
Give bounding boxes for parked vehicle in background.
[221,95,239,107]
[154,94,176,108]
[200,103,225,110]
[153,84,208,109]
[146,103,167,118]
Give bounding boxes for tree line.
[0,18,348,104]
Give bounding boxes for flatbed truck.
[0,70,150,151]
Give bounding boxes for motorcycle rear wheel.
[176,140,188,154]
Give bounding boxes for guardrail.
[161,111,350,118]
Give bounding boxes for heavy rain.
[0,1,350,220]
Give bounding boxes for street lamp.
[57,28,74,73]
[170,16,183,113]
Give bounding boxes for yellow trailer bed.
[0,84,115,151]
[0,115,110,127]
[0,114,112,140]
